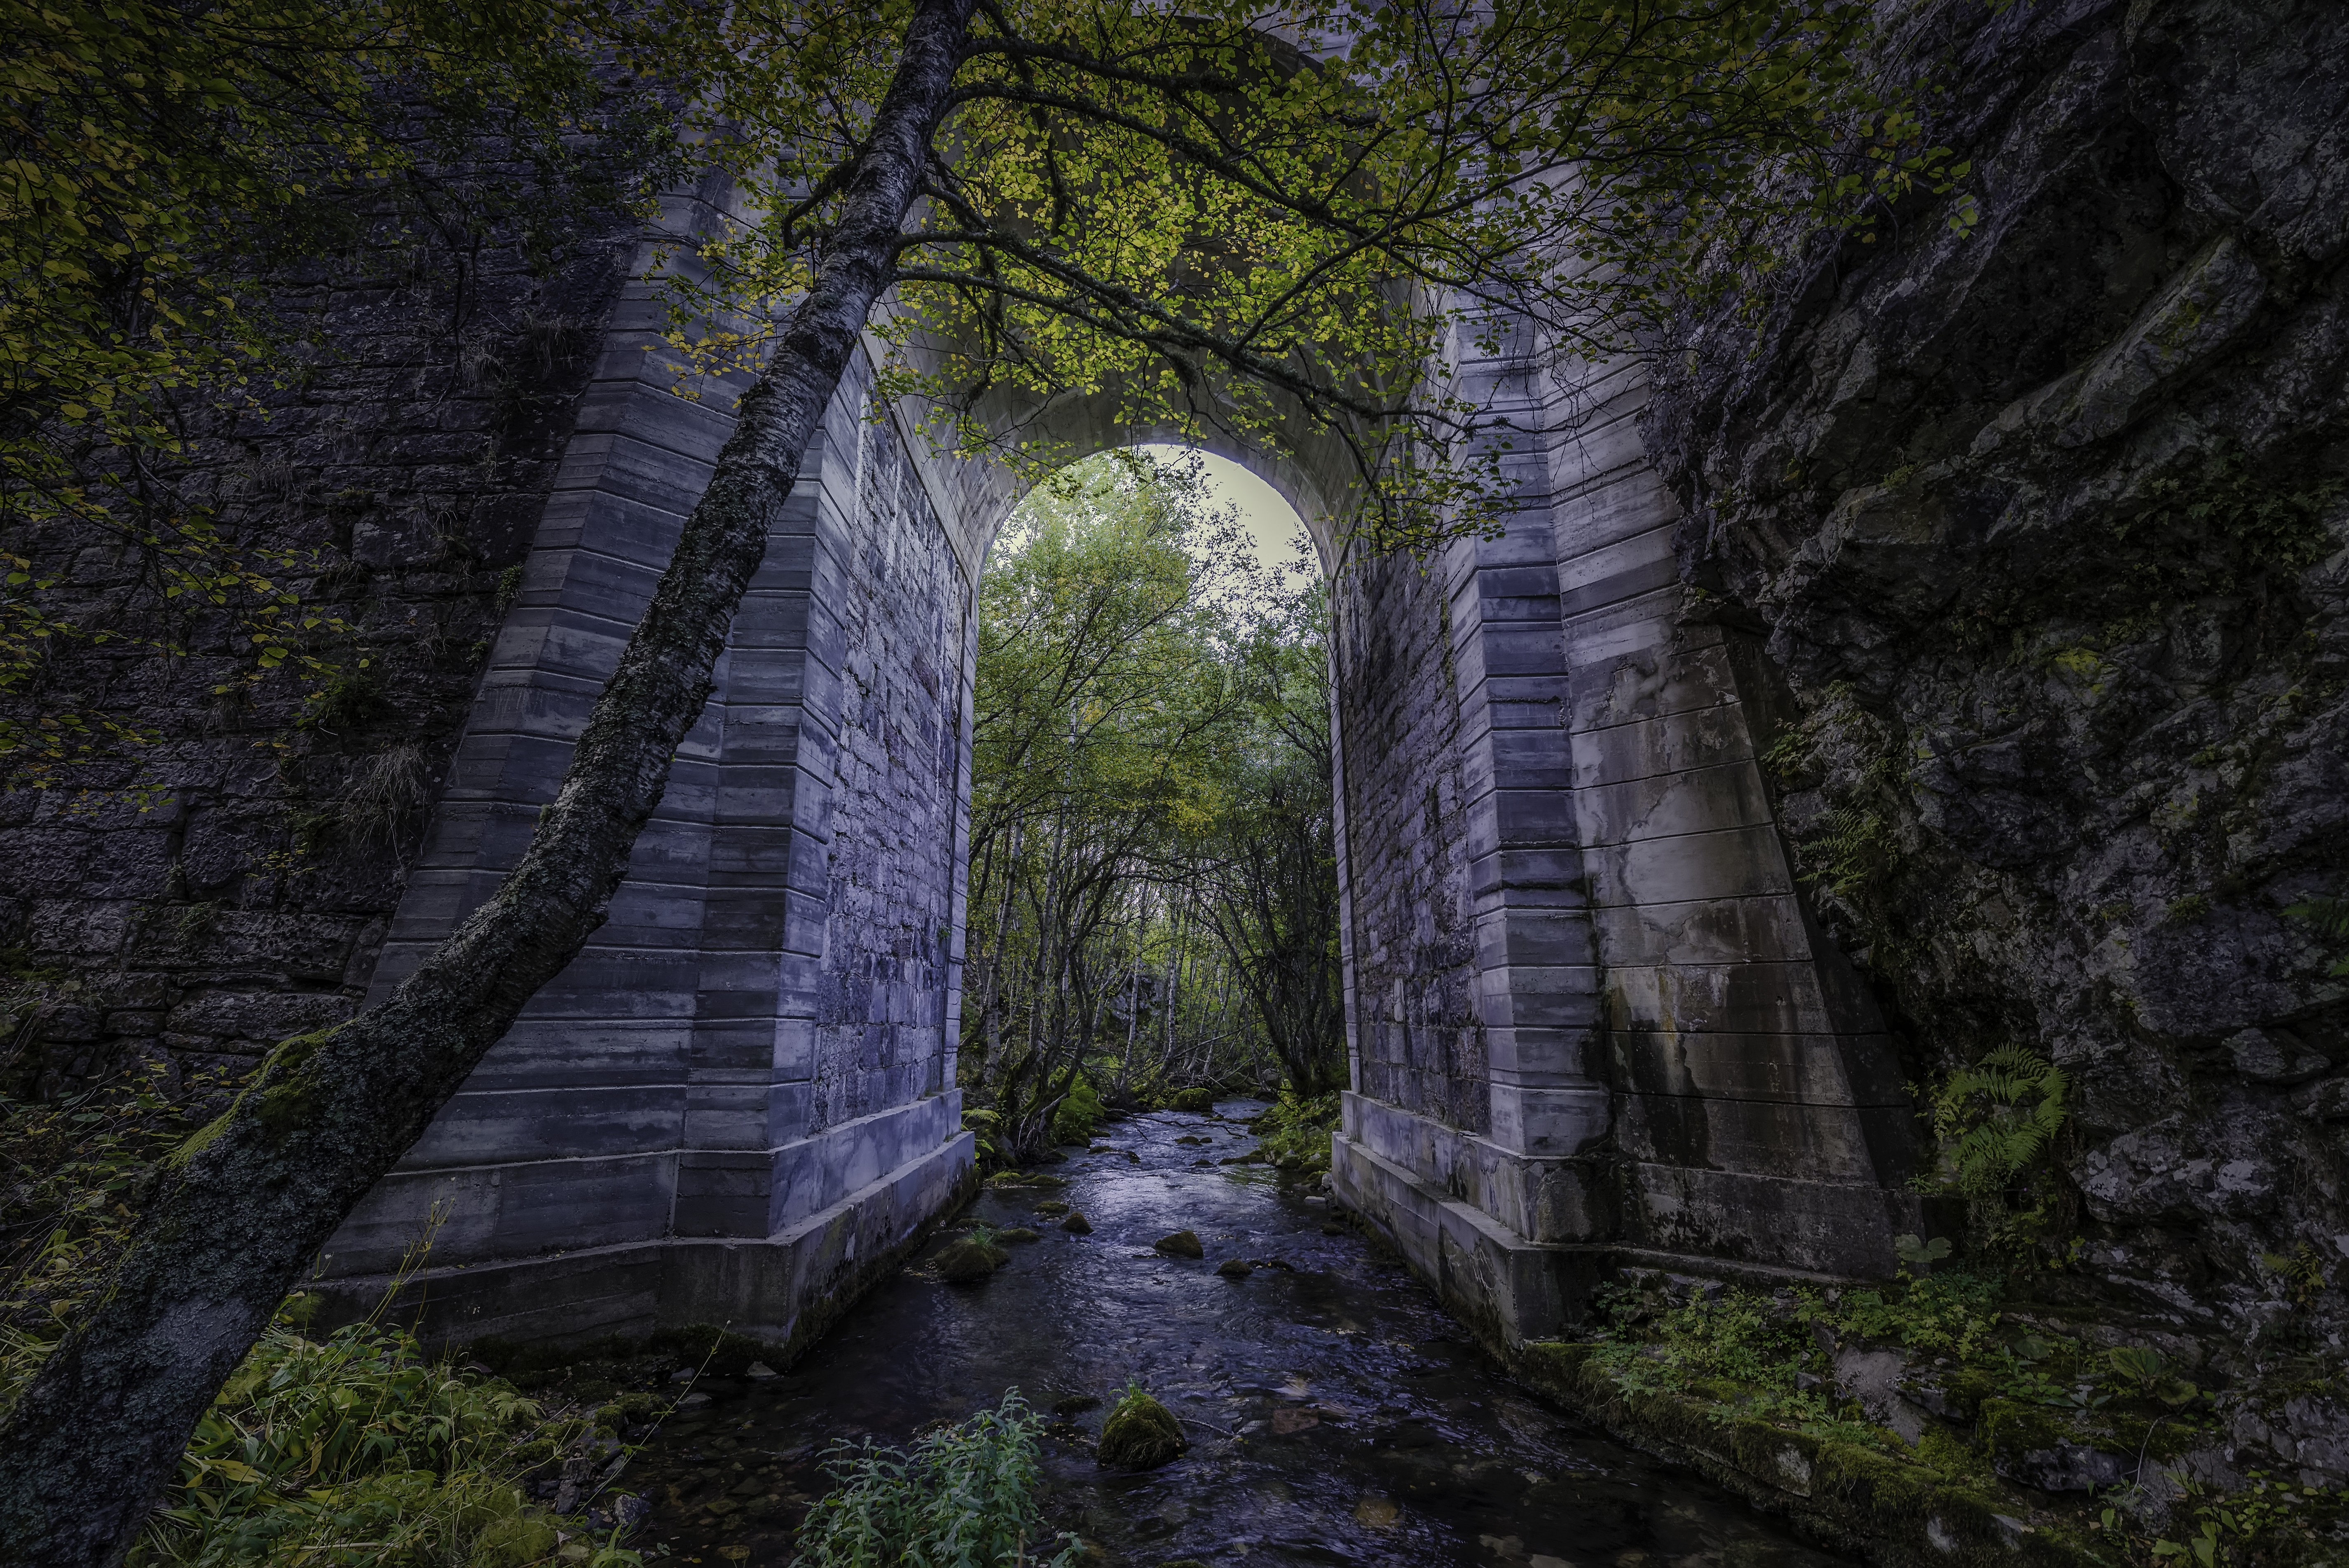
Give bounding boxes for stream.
[623,1102,1855,1568]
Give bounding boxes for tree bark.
[0,0,975,1558]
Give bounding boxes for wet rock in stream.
[1152,1229,1203,1258]
[935,1236,1010,1281]
[1098,1391,1186,1468]
[1060,1209,1092,1233]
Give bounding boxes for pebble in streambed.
[620,1103,1862,1567]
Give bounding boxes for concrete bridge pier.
[1328,354,1926,1343]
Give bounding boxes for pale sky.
[1136,443,1314,574]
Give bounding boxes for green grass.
[799,1392,1080,1567]
[0,1297,640,1568]
[4,1067,635,1566]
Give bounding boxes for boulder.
[1097,1391,1186,1468]
[1169,1088,1216,1113]
[1216,1259,1254,1279]
[935,1236,1010,1282]
[1060,1210,1093,1234]
[998,1227,1041,1244]
[1153,1229,1204,1258]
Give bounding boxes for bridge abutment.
[1329,354,1923,1340]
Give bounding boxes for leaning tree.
[0,0,1961,1555]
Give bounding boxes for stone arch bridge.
[304,190,1924,1359]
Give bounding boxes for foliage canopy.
[658,0,1973,551]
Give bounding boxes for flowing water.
[623,1102,1855,1568]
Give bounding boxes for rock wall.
[1333,550,1485,1134]
[1648,0,2349,1345]
[808,414,971,1135]
[0,162,639,1100]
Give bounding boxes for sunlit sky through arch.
[1133,443,1315,578]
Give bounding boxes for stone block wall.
[1332,545,1484,1133]
[1330,342,1926,1341]
[312,193,979,1340]
[808,412,970,1135]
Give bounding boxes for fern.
[1803,805,1892,900]
[2284,895,2349,977]
[1930,1046,2068,1197]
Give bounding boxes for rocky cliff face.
[0,150,645,1100]
[1649,0,2349,1366]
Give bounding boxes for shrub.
[1048,1077,1104,1146]
[1252,1090,1340,1174]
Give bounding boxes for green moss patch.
[1097,1389,1185,1469]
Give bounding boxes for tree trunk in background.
[0,0,976,1558]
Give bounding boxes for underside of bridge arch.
[304,175,1920,1353]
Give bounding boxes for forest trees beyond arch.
[961,451,1343,1165]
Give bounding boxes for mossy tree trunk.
[0,0,976,1558]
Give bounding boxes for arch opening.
[956,445,1342,1163]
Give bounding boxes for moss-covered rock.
[1098,1391,1185,1468]
[1152,1229,1203,1258]
[998,1227,1041,1244]
[1060,1210,1093,1234]
[1168,1088,1216,1113]
[935,1236,1011,1282]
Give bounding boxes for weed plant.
[799,1391,1080,1568]
[1591,1266,2084,1443]
[0,1294,638,1567]
[1,1063,232,1341]
[1925,1046,2068,1198]
[133,1299,637,1567]
[1587,1281,1877,1446]
[1585,1267,2349,1564]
